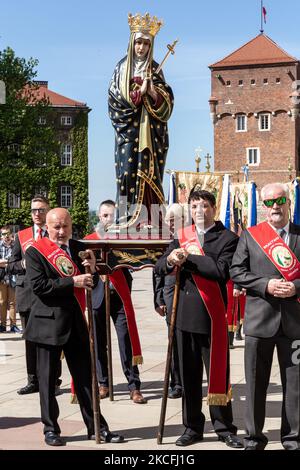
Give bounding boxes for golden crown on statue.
[128,12,163,37]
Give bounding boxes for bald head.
[46,208,72,245]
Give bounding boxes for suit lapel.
[289,222,299,253]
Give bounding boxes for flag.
[167,171,176,206]
[247,182,257,227]
[220,174,231,229]
[293,179,300,225]
[262,6,267,24]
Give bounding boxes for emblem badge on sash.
[55,255,75,276]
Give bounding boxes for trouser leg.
[0,283,8,328]
[21,311,38,385]
[112,309,140,391]
[64,324,108,434]
[93,307,108,386]
[244,335,275,448]
[36,343,61,434]
[276,335,300,446]
[177,329,205,434]
[167,323,182,390]
[7,286,16,326]
[202,343,237,437]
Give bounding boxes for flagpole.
[260,0,263,33]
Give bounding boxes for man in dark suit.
[24,208,124,446]
[230,182,300,450]
[89,200,146,404]
[155,190,243,448]
[153,203,188,399]
[8,195,61,395]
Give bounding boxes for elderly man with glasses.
[231,182,300,450]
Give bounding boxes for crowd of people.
[1,181,300,451]
[2,13,300,452]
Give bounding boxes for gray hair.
[261,183,290,200]
[165,203,189,223]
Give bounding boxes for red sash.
[85,232,143,365]
[226,280,246,331]
[226,280,237,332]
[31,238,86,316]
[178,225,231,405]
[248,222,300,300]
[18,227,35,254]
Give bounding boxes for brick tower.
[209,33,300,189]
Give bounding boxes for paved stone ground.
[0,270,284,451]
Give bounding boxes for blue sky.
[1,0,300,209]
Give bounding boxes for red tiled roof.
[24,82,86,107]
[210,34,298,69]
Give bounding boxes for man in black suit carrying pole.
[24,208,124,446]
[155,189,243,448]
[231,182,300,450]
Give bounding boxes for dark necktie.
[198,231,204,247]
[279,229,286,240]
[60,244,70,257]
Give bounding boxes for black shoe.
[283,441,300,450]
[218,434,244,449]
[244,439,266,450]
[17,383,39,395]
[168,388,182,399]
[88,431,125,443]
[175,431,203,447]
[44,431,64,446]
[235,331,243,341]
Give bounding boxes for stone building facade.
[2,81,90,237]
[209,34,300,189]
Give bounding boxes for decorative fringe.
[132,355,143,365]
[70,393,78,404]
[207,393,228,406]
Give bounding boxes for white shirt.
[34,224,47,240]
[196,222,216,235]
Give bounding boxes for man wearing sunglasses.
[8,196,61,395]
[231,182,300,450]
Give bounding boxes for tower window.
[247,148,260,166]
[238,80,243,86]
[251,79,256,85]
[259,113,271,131]
[226,80,231,87]
[236,115,247,132]
[276,77,281,84]
[263,78,268,85]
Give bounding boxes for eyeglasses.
[31,208,46,214]
[263,196,287,207]
[1,232,11,236]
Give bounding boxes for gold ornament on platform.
[128,12,163,37]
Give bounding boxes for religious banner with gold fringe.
[174,171,224,219]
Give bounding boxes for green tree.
[0,47,59,227]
